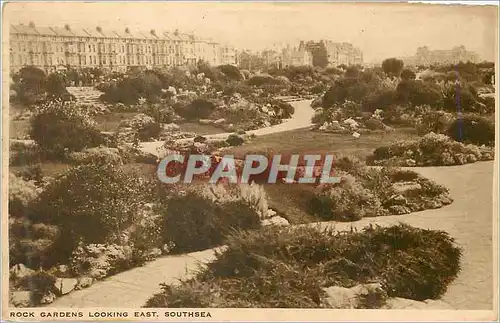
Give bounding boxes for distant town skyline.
[4,2,498,62]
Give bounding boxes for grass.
[224,128,421,224]
[93,112,140,132]
[176,122,224,135]
[226,127,420,160]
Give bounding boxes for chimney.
[28,21,35,28]
[96,26,102,33]
[174,29,179,36]
[150,29,156,36]
[64,24,71,31]
[125,27,130,34]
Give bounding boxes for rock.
[147,248,162,258]
[323,283,384,309]
[199,119,214,125]
[382,297,454,309]
[261,216,290,227]
[214,118,226,125]
[163,123,180,132]
[75,277,94,290]
[265,209,277,218]
[393,182,422,193]
[39,291,56,304]
[55,278,78,295]
[352,132,361,138]
[344,118,359,127]
[389,194,407,205]
[10,264,35,280]
[10,291,32,307]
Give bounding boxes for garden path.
[47,161,495,309]
[138,98,315,156]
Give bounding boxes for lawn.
[226,127,420,160]
[226,127,422,224]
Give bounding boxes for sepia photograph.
[1,1,498,321]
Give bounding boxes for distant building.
[304,40,363,67]
[9,22,236,74]
[281,42,313,67]
[402,46,480,66]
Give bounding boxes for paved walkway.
[139,99,315,156]
[48,161,494,309]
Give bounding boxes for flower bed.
[367,132,494,167]
[308,157,452,221]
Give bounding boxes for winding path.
[139,99,315,156]
[47,161,495,310]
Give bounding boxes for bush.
[69,243,134,279]
[442,83,479,113]
[396,80,442,108]
[447,115,495,146]
[226,134,245,146]
[9,172,39,217]
[415,110,454,135]
[368,132,494,166]
[12,66,47,105]
[247,75,278,87]
[32,163,148,265]
[30,101,104,156]
[162,192,261,253]
[17,271,57,304]
[309,176,381,221]
[146,223,461,307]
[218,65,243,81]
[181,99,217,120]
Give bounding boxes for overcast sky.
[4,2,498,62]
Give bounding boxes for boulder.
[352,132,361,138]
[55,278,78,295]
[389,194,407,205]
[10,291,32,307]
[344,118,359,128]
[10,264,34,280]
[393,182,422,193]
[261,216,290,227]
[199,119,214,125]
[75,277,94,290]
[265,209,277,219]
[382,297,454,309]
[39,291,56,304]
[322,283,384,309]
[214,118,226,125]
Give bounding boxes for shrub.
[30,101,104,156]
[415,110,454,135]
[368,132,494,166]
[68,147,123,165]
[182,99,216,120]
[396,80,442,108]
[247,75,278,86]
[226,134,245,146]
[17,271,57,304]
[446,115,495,146]
[69,243,134,279]
[9,173,39,217]
[32,163,147,264]
[442,83,479,113]
[162,192,261,253]
[12,66,47,105]
[146,223,461,307]
[218,65,243,81]
[309,175,381,221]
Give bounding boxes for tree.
[382,58,404,78]
[400,68,416,81]
[16,66,47,104]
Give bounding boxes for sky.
[4,2,498,62]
